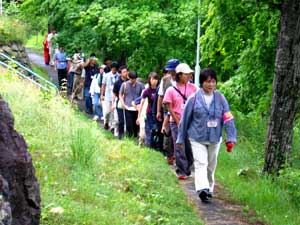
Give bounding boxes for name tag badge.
[181,104,185,109]
[207,119,218,128]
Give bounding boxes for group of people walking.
[47,44,237,203]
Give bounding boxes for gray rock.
[0,96,41,225]
[0,175,11,225]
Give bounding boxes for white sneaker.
[92,115,99,121]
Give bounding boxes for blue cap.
[165,59,180,71]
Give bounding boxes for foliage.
[201,1,280,113]
[0,70,203,225]
[278,167,300,206]
[18,0,281,114]
[0,16,28,44]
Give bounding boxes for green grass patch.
[0,16,27,44]
[216,112,300,225]
[26,33,44,55]
[0,70,203,225]
[31,63,50,81]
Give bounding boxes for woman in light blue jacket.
[177,68,237,202]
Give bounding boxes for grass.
[2,67,300,225]
[31,63,51,81]
[0,69,203,225]
[26,33,44,55]
[0,16,27,44]
[216,112,300,225]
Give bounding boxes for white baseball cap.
[175,63,194,74]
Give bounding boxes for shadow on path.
[26,50,266,225]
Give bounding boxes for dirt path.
[27,51,265,225]
[26,49,58,86]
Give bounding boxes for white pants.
[190,139,221,193]
[102,100,118,136]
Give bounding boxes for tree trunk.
[264,1,300,174]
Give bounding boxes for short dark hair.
[200,68,217,87]
[90,53,96,58]
[128,71,138,79]
[147,72,159,86]
[119,65,128,71]
[111,61,119,70]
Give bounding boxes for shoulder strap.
[173,86,187,101]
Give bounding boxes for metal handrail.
[0,52,58,95]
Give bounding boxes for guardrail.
[0,52,58,95]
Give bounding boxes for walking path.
[27,50,265,225]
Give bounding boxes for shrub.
[0,16,28,44]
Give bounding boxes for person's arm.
[111,93,116,111]
[221,94,237,143]
[156,81,164,121]
[165,103,180,126]
[82,58,90,67]
[157,96,163,121]
[119,83,127,110]
[137,98,146,125]
[161,114,169,134]
[101,84,106,101]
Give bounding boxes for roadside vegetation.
[0,69,203,225]
[0,15,27,44]
[1,69,300,224]
[26,33,44,55]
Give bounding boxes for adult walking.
[137,72,160,147]
[157,59,180,164]
[119,71,144,138]
[43,33,50,65]
[112,65,129,139]
[82,54,99,114]
[177,68,237,202]
[163,63,198,179]
[54,46,68,90]
[101,62,119,131]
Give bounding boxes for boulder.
[0,96,41,225]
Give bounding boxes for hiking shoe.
[199,189,210,202]
[177,175,187,180]
[92,115,99,121]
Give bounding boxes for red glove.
[226,142,234,153]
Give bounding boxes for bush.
[0,16,28,44]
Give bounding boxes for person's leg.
[117,108,125,139]
[57,70,62,89]
[102,100,110,129]
[207,142,221,193]
[93,93,101,118]
[170,122,189,177]
[67,72,74,96]
[84,87,92,114]
[125,110,134,137]
[189,139,210,191]
[145,112,153,147]
[113,108,119,137]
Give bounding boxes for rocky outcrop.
[0,42,31,69]
[0,96,41,225]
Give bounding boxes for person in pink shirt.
[163,63,198,179]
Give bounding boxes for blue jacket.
[177,89,237,144]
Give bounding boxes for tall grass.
[216,110,300,225]
[0,16,27,44]
[0,69,203,225]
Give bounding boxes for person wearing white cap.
[163,63,198,180]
